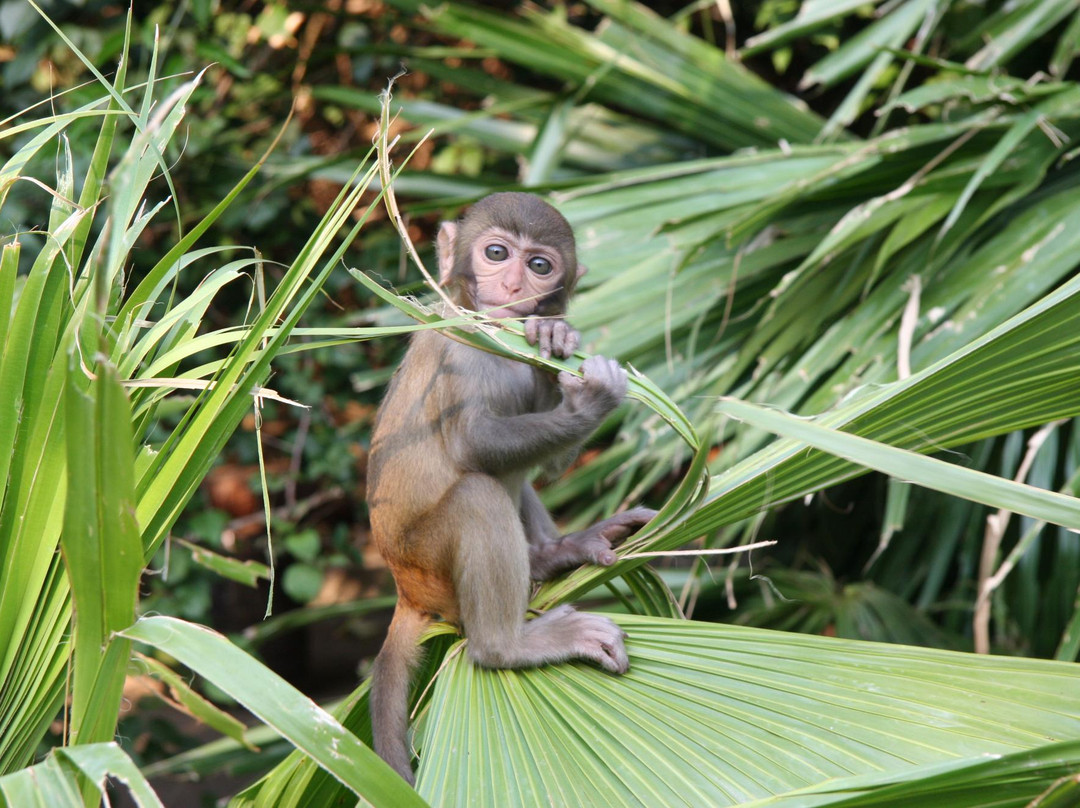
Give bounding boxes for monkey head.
[436,192,587,319]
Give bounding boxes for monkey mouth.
[479,303,535,320]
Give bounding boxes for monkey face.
[470,227,568,319]
[437,193,586,318]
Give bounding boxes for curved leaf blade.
[119,616,427,808]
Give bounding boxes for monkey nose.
[503,277,523,295]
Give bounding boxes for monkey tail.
[371,602,430,785]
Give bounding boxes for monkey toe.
[575,614,630,674]
[595,636,630,674]
[593,545,617,566]
[594,509,656,545]
[623,507,659,528]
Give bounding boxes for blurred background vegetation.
[3,0,1080,804]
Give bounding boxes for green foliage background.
[2,0,1080,806]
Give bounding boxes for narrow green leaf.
[1056,581,1080,662]
[801,0,931,89]
[937,90,1079,239]
[718,397,1080,532]
[0,754,83,808]
[881,74,1054,115]
[0,209,87,513]
[61,359,141,745]
[743,0,884,53]
[743,740,1080,807]
[966,0,1078,71]
[1050,9,1080,76]
[133,654,255,750]
[178,539,269,588]
[0,243,17,351]
[535,421,711,608]
[349,269,700,449]
[524,96,575,186]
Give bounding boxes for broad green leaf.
[414,615,1080,806]
[120,616,427,808]
[0,742,164,808]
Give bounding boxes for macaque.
[367,192,656,785]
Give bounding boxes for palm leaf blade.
[415,616,1080,807]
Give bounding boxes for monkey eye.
[484,244,508,261]
[528,256,553,275]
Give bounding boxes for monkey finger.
[525,317,540,346]
[609,360,629,396]
[551,320,571,358]
[591,358,626,398]
[565,328,580,356]
[579,354,607,378]
[538,321,553,359]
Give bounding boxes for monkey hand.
[525,317,580,359]
[557,355,627,417]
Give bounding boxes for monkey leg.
[451,475,630,675]
[530,506,658,581]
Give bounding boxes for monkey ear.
[575,263,588,281]
[436,222,457,286]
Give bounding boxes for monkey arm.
[541,448,578,480]
[446,355,627,477]
[449,406,599,478]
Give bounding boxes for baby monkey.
[367,192,655,784]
